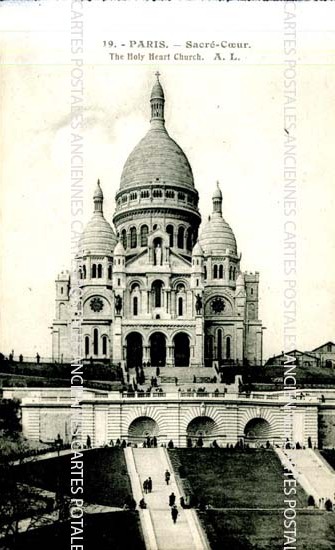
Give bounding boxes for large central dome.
[113,74,201,243]
[119,73,194,191]
[120,129,194,190]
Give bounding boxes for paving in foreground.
[125,447,210,550]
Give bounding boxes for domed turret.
[114,240,126,256]
[192,241,204,256]
[199,182,237,256]
[78,180,117,256]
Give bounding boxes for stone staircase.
[275,448,335,507]
[124,447,209,550]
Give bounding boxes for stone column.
[112,315,122,365]
[236,325,244,363]
[194,316,204,367]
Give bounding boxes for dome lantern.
[212,181,223,216]
[150,71,165,128]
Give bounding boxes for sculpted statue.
[195,294,203,314]
[155,242,162,266]
[115,295,122,314]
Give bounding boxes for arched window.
[93,328,98,355]
[233,267,236,280]
[213,265,218,279]
[121,229,127,249]
[204,265,207,279]
[140,225,148,246]
[85,336,89,357]
[83,265,86,279]
[97,264,103,278]
[217,329,222,360]
[108,265,112,279]
[92,264,97,278]
[186,228,193,250]
[152,280,163,308]
[133,296,138,316]
[130,227,137,248]
[61,287,64,294]
[177,226,185,249]
[178,297,183,316]
[102,335,108,356]
[219,265,224,279]
[229,266,232,280]
[166,225,174,247]
[226,336,231,359]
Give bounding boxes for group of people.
[143,477,153,494]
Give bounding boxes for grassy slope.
[169,448,306,508]
[18,448,132,507]
[10,512,145,550]
[169,449,335,550]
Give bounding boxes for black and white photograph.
[0,1,335,549]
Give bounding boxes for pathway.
[125,447,209,550]
[275,448,335,507]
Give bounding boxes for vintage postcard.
[0,1,334,549]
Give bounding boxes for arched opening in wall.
[186,228,193,251]
[130,227,137,248]
[213,265,218,279]
[92,264,97,278]
[244,418,272,447]
[150,332,166,367]
[166,225,174,247]
[204,265,207,279]
[177,226,185,249]
[83,265,86,278]
[178,297,183,316]
[217,329,223,361]
[97,264,103,278]
[133,296,138,316]
[226,336,231,360]
[121,229,127,249]
[229,266,232,280]
[108,265,112,279]
[248,303,255,320]
[174,332,190,367]
[128,416,159,445]
[102,335,108,356]
[187,416,217,447]
[85,336,90,357]
[152,280,163,307]
[93,329,99,356]
[140,225,149,246]
[205,335,214,363]
[219,265,224,279]
[126,332,143,369]
[59,303,66,319]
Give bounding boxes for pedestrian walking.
[165,470,171,485]
[171,505,178,524]
[143,479,148,494]
[169,492,176,507]
[147,477,153,493]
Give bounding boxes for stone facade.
[52,75,263,367]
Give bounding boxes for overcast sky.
[0,2,334,359]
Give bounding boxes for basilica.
[52,74,263,368]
